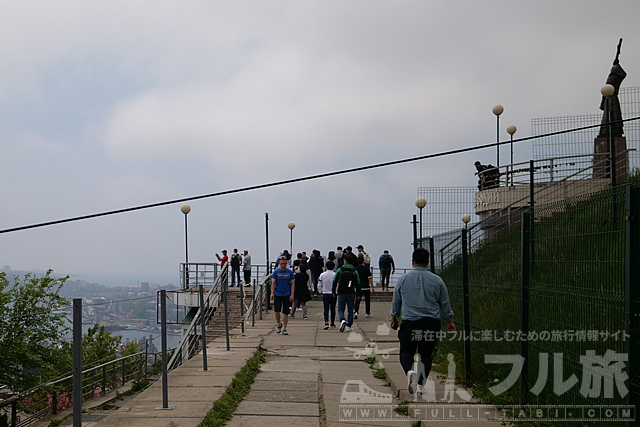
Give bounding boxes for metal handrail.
[0,348,171,427]
[243,269,271,322]
[434,153,628,270]
[167,263,228,371]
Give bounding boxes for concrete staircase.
[204,288,251,342]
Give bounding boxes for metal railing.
[168,263,228,371]
[0,348,171,427]
[243,269,272,324]
[478,151,635,189]
[433,152,636,272]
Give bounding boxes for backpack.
[380,254,391,269]
[230,254,240,268]
[338,268,356,294]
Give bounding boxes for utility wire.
[1,116,637,235]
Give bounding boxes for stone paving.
[46,297,502,426]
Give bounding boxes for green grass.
[394,400,409,415]
[199,348,266,427]
[373,368,387,380]
[433,180,640,413]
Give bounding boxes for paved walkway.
[51,298,502,426]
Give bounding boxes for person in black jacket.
[309,249,325,295]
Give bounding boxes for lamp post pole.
[507,125,517,186]
[181,204,191,289]
[493,105,504,169]
[415,197,427,248]
[288,222,296,256]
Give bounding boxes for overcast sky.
[1,1,639,286]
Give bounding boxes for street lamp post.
[507,124,517,186]
[415,197,427,248]
[288,222,296,256]
[493,104,504,169]
[181,204,191,289]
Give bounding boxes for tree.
[0,270,69,392]
[82,324,122,368]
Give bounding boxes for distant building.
[140,282,149,292]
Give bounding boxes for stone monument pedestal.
[593,135,628,179]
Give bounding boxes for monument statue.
[598,38,626,137]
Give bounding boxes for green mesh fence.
[429,181,638,425]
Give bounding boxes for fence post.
[240,279,245,336]
[259,282,263,320]
[520,211,531,407]
[252,279,256,327]
[223,277,231,351]
[122,359,126,387]
[156,290,174,410]
[461,227,471,383]
[11,401,16,427]
[625,185,639,426]
[429,237,435,273]
[609,109,618,225]
[199,284,210,372]
[73,298,82,427]
[102,366,106,394]
[144,340,148,378]
[529,160,536,269]
[52,391,58,415]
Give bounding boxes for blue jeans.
[311,272,320,293]
[337,293,355,326]
[231,267,241,286]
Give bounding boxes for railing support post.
[122,359,126,387]
[73,298,82,427]
[252,279,256,327]
[199,284,210,372]
[223,276,231,351]
[625,185,639,427]
[156,290,174,410]
[461,227,471,383]
[520,211,531,407]
[259,283,263,320]
[11,401,17,427]
[429,237,435,273]
[240,279,245,336]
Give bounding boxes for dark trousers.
[354,289,371,314]
[243,269,251,285]
[398,317,441,386]
[322,294,336,324]
[380,270,391,289]
[231,266,241,286]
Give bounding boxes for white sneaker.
[345,326,354,332]
[276,323,282,333]
[407,370,417,394]
[416,384,425,394]
[354,312,358,319]
[282,328,288,335]
[339,320,347,332]
[365,314,370,318]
